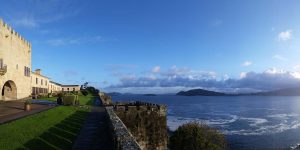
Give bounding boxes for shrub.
[57,92,65,98]
[170,122,226,150]
[81,90,88,96]
[48,93,53,98]
[25,100,31,105]
[63,95,77,105]
[71,91,78,95]
[37,94,47,99]
[51,92,58,97]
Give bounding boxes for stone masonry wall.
[0,18,32,100]
[99,92,113,105]
[106,107,142,150]
[114,102,168,150]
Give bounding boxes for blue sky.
[2,0,300,93]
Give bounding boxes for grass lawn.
[37,97,57,101]
[37,93,95,106]
[0,106,90,150]
[78,94,95,106]
[0,93,97,150]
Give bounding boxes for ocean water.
[111,95,300,150]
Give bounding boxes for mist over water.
[112,95,300,150]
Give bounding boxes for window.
[62,88,64,91]
[32,87,36,95]
[73,88,75,91]
[0,59,3,68]
[24,66,30,77]
[45,81,47,86]
[41,79,43,85]
[67,88,69,91]
[36,78,38,84]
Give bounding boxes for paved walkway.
[72,98,113,150]
[0,101,55,124]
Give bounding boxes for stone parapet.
[99,92,113,106]
[113,101,167,117]
[114,101,168,150]
[106,107,142,150]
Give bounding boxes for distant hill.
[143,94,157,96]
[106,92,122,96]
[176,89,226,96]
[255,87,300,96]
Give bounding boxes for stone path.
[0,101,55,124]
[72,98,113,150]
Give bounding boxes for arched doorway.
[1,80,17,100]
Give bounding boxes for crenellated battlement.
[113,101,167,117]
[113,101,168,150]
[0,18,31,48]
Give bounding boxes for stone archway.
[1,80,17,100]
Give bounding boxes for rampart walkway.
[72,97,113,150]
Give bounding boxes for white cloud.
[240,72,247,78]
[3,0,83,29]
[278,30,293,41]
[10,16,39,28]
[152,66,161,73]
[242,61,252,67]
[272,54,287,61]
[223,74,229,80]
[47,36,104,46]
[291,72,300,79]
[293,65,300,70]
[264,68,285,74]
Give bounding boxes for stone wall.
[100,92,113,105]
[106,107,142,150]
[114,102,168,150]
[0,18,32,100]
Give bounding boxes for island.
[176,89,226,96]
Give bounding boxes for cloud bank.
[105,66,300,94]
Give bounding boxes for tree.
[81,90,88,96]
[81,82,89,90]
[80,82,100,96]
[170,122,226,150]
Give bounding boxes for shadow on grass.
[17,110,89,150]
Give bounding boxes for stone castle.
[0,18,80,101]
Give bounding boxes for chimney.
[35,69,41,75]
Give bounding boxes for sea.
[111,95,300,150]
